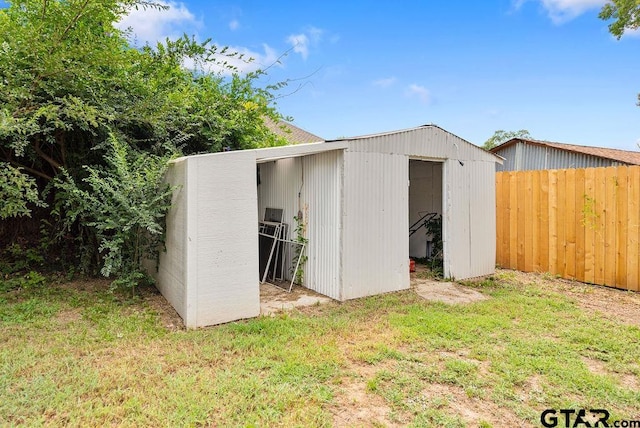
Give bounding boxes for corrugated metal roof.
[491,138,640,166]
[264,118,324,144]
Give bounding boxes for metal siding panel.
[342,151,409,300]
[495,145,517,171]
[302,151,342,299]
[496,142,621,171]
[469,161,497,277]
[444,159,496,280]
[258,158,301,230]
[445,159,471,279]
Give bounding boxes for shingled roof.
[491,138,640,166]
[264,118,324,144]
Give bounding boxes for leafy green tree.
[482,129,531,150]
[0,0,288,284]
[0,0,286,181]
[599,0,640,39]
[599,0,640,108]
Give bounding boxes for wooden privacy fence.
[496,166,640,291]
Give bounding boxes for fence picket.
[628,167,640,291]
[616,167,628,288]
[583,168,596,284]
[565,169,576,280]
[575,168,586,282]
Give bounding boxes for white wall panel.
[187,152,260,327]
[154,159,188,321]
[342,151,409,300]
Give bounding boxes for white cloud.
[406,84,431,103]
[373,77,397,88]
[117,2,279,76]
[287,26,324,59]
[307,26,324,43]
[115,1,201,45]
[514,0,607,23]
[287,33,310,59]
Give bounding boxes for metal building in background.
[491,138,640,171]
[155,125,503,328]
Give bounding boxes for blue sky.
[117,0,639,149]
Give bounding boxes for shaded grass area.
[1,273,639,427]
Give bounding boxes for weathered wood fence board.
[496,166,640,291]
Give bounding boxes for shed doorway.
[408,160,443,265]
[255,150,343,300]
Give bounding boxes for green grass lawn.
[1,272,639,427]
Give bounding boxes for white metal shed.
[154,125,502,328]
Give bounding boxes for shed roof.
[264,118,324,144]
[329,124,504,163]
[491,138,640,166]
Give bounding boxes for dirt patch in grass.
[137,283,184,331]
[413,279,489,305]
[420,383,530,428]
[331,361,398,428]
[260,282,334,316]
[54,308,81,325]
[51,278,184,331]
[497,269,640,328]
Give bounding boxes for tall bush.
[54,135,177,289]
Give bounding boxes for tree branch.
[5,160,53,181]
[59,0,91,42]
[35,139,62,173]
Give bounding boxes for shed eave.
[255,141,347,162]
[169,141,348,165]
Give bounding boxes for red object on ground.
[409,259,416,273]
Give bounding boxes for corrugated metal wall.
[343,125,497,282]
[443,159,497,279]
[496,142,622,171]
[409,160,443,258]
[341,151,410,300]
[301,151,342,299]
[258,157,300,243]
[257,151,342,299]
[468,161,497,277]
